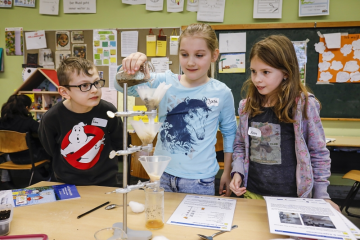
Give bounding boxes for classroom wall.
[1,0,360,135]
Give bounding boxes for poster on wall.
[5,27,23,56]
[299,0,329,17]
[93,29,117,66]
[55,31,70,50]
[0,0,13,7]
[197,0,225,23]
[292,40,308,85]
[316,34,360,83]
[63,0,96,13]
[14,0,35,7]
[218,53,245,73]
[253,0,282,19]
[39,0,59,15]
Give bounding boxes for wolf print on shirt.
[61,122,105,170]
[160,97,211,158]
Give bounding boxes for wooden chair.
[0,130,50,187]
[340,170,360,218]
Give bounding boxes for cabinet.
[15,68,61,119]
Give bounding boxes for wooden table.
[326,136,360,148]
[9,182,286,240]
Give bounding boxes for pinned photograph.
[72,44,87,59]
[0,0,13,8]
[55,31,70,50]
[14,0,35,7]
[71,31,84,43]
[55,51,71,69]
[39,49,53,66]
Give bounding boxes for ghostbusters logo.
[61,122,105,170]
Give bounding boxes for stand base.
[113,222,152,240]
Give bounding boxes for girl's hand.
[219,171,232,197]
[122,52,147,74]
[229,173,247,196]
[324,199,341,212]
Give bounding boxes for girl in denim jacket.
[229,35,339,211]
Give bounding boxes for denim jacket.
[231,93,331,199]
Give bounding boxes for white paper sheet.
[324,33,341,49]
[337,211,360,239]
[121,31,138,57]
[167,0,184,12]
[197,0,225,23]
[299,0,329,17]
[167,195,236,231]
[63,0,96,13]
[101,87,118,108]
[109,66,118,91]
[146,0,163,11]
[151,57,169,73]
[264,197,356,240]
[186,0,198,12]
[25,30,47,50]
[253,0,282,19]
[170,36,179,55]
[39,0,59,15]
[93,29,117,66]
[122,0,146,4]
[219,32,246,53]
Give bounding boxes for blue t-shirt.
[114,70,237,179]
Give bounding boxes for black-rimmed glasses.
[62,79,106,92]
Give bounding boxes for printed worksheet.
[265,196,356,240]
[167,195,236,231]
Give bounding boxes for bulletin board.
[23,27,181,89]
[187,22,360,119]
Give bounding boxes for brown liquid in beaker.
[145,219,164,229]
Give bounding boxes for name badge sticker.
[92,118,108,127]
[248,127,261,137]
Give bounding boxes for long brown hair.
[242,35,312,122]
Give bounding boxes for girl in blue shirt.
[115,23,237,196]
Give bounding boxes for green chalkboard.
[214,27,360,118]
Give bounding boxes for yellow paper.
[156,40,167,56]
[110,57,116,63]
[97,48,103,54]
[133,106,158,122]
[110,49,116,55]
[146,35,156,57]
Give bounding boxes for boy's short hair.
[57,57,96,86]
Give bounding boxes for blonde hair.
[242,35,312,122]
[179,23,218,76]
[57,57,96,86]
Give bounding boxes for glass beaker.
[145,186,164,230]
[116,61,155,87]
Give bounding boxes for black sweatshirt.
[38,100,123,186]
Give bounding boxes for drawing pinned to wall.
[14,0,35,7]
[5,27,23,56]
[218,53,245,73]
[292,40,308,85]
[186,0,198,12]
[146,0,164,11]
[167,0,184,12]
[55,51,71,69]
[316,34,360,83]
[197,0,225,23]
[71,31,84,43]
[55,31,70,50]
[0,0,12,7]
[72,44,87,59]
[39,0,59,15]
[253,0,282,19]
[299,0,329,17]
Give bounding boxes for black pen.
[77,201,110,219]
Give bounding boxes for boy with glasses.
[39,57,123,186]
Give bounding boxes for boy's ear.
[212,49,220,62]
[58,86,71,99]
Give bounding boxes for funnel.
[130,120,162,145]
[138,156,171,182]
[136,83,172,111]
